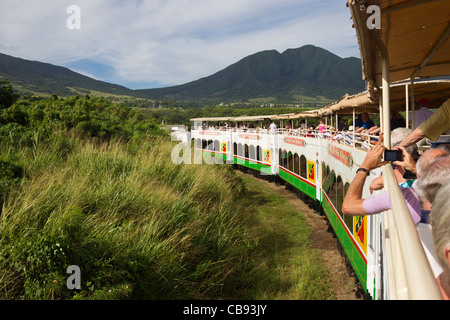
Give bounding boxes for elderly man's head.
[430,181,450,274]
[416,148,449,177]
[416,156,450,205]
[392,127,418,156]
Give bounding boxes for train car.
[179,1,450,300]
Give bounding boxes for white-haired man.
[431,182,450,299]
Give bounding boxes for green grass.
[0,135,253,299]
[0,93,336,300]
[232,174,335,300]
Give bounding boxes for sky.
[0,0,360,90]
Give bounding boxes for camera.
[384,149,403,161]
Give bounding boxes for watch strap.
[356,167,370,175]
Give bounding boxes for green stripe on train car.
[321,196,367,291]
[278,169,316,200]
[233,156,272,175]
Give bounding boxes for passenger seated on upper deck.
[431,182,450,300]
[315,120,332,138]
[412,98,434,129]
[341,144,449,225]
[367,110,406,138]
[350,114,364,128]
[268,121,277,132]
[399,98,450,148]
[355,112,375,133]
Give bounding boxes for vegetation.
[0,81,335,300]
[234,174,334,299]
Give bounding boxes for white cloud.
[0,0,360,89]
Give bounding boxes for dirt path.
[238,171,361,300]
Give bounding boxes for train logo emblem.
[221,142,227,153]
[263,149,271,163]
[307,160,316,183]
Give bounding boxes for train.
[173,0,450,300]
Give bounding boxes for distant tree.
[0,80,19,109]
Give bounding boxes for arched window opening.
[300,155,307,178]
[249,145,256,160]
[294,153,300,175]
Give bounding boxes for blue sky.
[0,0,360,89]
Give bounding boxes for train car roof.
[319,79,450,115]
[347,0,450,92]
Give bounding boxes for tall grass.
[0,132,253,299]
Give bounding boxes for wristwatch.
[356,167,370,175]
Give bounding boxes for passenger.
[393,146,449,177]
[391,128,419,158]
[369,128,418,192]
[332,131,344,143]
[317,120,334,138]
[268,121,277,133]
[341,146,448,224]
[436,143,450,153]
[415,157,450,217]
[315,120,327,138]
[431,182,450,300]
[391,110,407,130]
[414,157,450,281]
[412,98,433,129]
[355,112,375,133]
[368,111,406,139]
[352,114,364,128]
[343,126,357,145]
[399,98,450,148]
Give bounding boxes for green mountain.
[0,45,365,103]
[0,53,134,98]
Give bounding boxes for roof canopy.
[348,0,450,92]
[190,111,320,122]
[190,117,234,122]
[319,79,450,115]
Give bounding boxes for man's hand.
[392,146,417,174]
[361,144,388,171]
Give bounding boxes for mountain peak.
[136,44,365,102]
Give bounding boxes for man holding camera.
[341,144,448,223]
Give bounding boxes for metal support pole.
[382,53,391,148]
[411,77,415,130]
[405,83,409,129]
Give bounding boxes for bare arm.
[342,170,371,215]
[342,144,388,215]
[398,127,425,148]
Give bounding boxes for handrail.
[191,127,378,149]
[382,164,441,299]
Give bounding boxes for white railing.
[191,126,378,149]
[382,164,441,299]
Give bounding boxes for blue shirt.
[363,119,375,129]
[354,119,364,127]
